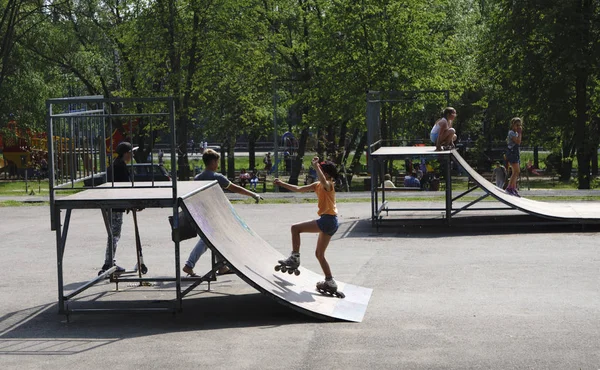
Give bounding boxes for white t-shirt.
[430,118,448,136]
[383,180,396,188]
[507,130,519,149]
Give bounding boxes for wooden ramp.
[451,150,600,222]
[180,182,372,322]
[369,145,600,225]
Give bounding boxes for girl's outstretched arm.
[273,178,316,193]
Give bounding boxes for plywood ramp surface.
[451,150,600,221]
[181,183,372,322]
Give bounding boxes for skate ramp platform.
[451,150,600,222]
[180,182,373,323]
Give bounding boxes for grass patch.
[0,180,86,196]
[0,200,48,207]
[0,180,49,195]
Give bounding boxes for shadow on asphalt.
[339,215,600,239]
[0,293,317,355]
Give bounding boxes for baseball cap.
[116,142,139,155]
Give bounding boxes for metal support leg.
[174,203,182,312]
[55,208,64,314]
[445,155,452,224]
[175,239,182,311]
[56,208,71,314]
[101,208,114,267]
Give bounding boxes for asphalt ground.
[0,195,599,369]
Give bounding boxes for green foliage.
[3,0,597,188]
[480,1,600,156]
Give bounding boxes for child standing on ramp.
[505,117,523,197]
[274,157,343,297]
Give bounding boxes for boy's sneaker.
[98,263,125,276]
[183,264,197,277]
[114,265,126,273]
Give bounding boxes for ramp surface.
[451,150,600,222]
[180,182,372,322]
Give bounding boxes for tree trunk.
[220,143,227,175]
[349,132,367,177]
[326,124,336,160]
[249,133,256,171]
[227,135,236,180]
[575,69,591,189]
[0,0,20,93]
[288,128,309,185]
[316,128,324,159]
[335,119,348,164]
[574,0,593,189]
[343,128,359,166]
[592,147,598,177]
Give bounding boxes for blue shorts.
[316,214,339,236]
[430,132,438,144]
[506,147,520,164]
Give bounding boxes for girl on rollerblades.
[274,156,341,295]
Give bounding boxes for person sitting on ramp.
[430,107,458,151]
[182,149,263,277]
[273,157,341,296]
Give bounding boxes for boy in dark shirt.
[100,141,136,274]
[183,149,263,276]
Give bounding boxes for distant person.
[526,160,541,176]
[239,168,250,187]
[404,172,421,188]
[182,149,263,277]
[263,152,272,172]
[158,149,164,165]
[305,166,317,184]
[249,169,259,191]
[40,156,48,178]
[99,142,136,275]
[413,162,423,180]
[430,107,457,151]
[505,117,523,196]
[382,174,395,188]
[492,161,507,188]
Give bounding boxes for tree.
[481,0,600,188]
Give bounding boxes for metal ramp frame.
[369,145,600,228]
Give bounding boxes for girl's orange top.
[315,181,338,216]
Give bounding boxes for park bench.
[229,171,267,193]
[375,174,422,191]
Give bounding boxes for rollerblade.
[274,253,301,276]
[506,187,521,197]
[316,279,345,299]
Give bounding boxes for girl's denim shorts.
[317,214,339,236]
